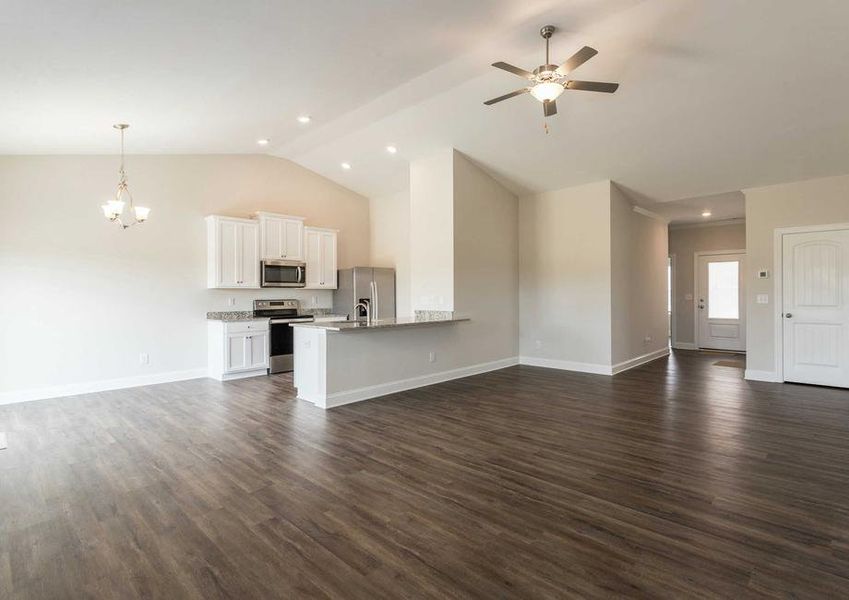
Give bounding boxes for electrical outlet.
[312,295,318,306]
[756,294,769,304]
[535,340,542,349]
[428,351,436,363]
[139,353,150,365]
[227,297,236,307]
[643,336,652,344]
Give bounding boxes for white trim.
[611,347,670,374]
[693,249,747,350]
[744,369,780,382]
[633,205,669,223]
[519,356,613,375]
[672,341,698,350]
[669,218,745,231]
[668,253,676,345]
[772,222,849,383]
[0,368,208,406]
[213,369,269,382]
[313,357,520,409]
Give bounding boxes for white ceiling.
[647,191,745,225]
[5,0,849,221]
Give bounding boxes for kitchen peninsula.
[292,315,475,408]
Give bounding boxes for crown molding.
[668,217,745,230]
[632,205,669,223]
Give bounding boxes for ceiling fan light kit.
[484,25,619,118]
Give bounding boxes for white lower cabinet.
[208,320,269,380]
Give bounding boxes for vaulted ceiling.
[4,0,849,220]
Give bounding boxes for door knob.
[785,313,793,318]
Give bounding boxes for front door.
[697,253,746,351]
[782,229,849,387]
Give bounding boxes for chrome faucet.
[353,301,372,324]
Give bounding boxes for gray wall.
[745,174,849,373]
[453,151,520,363]
[668,222,746,346]
[519,181,613,367]
[611,186,669,364]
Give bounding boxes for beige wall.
[610,186,669,364]
[410,150,454,311]
[745,174,849,373]
[668,222,746,346]
[369,189,411,317]
[0,155,369,396]
[519,180,613,367]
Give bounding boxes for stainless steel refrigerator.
[332,267,396,320]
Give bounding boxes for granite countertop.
[206,311,267,322]
[206,308,338,322]
[290,315,470,332]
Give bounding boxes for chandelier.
[100,124,149,228]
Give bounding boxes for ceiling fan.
[484,25,619,117]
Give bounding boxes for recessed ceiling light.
[257,139,270,146]
[701,210,712,217]
[341,162,352,170]
[297,115,311,124]
[386,145,397,154]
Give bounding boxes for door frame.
[772,222,849,382]
[693,249,746,351]
[668,253,676,347]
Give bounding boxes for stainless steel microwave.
[261,259,306,288]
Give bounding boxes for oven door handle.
[270,318,315,324]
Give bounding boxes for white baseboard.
[611,347,670,375]
[744,369,780,382]
[210,369,269,382]
[519,348,670,377]
[322,357,519,409]
[672,341,698,350]
[518,356,613,375]
[0,368,208,406]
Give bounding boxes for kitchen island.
[291,315,511,409]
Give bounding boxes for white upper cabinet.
[304,227,338,289]
[206,215,260,288]
[255,212,305,261]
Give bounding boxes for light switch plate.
[756,294,769,304]
[684,293,693,301]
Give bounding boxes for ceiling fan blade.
[543,99,557,117]
[491,61,535,80]
[555,46,598,76]
[483,87,530,105]
[566,80,619,93]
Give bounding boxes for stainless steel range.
[253,299,314,373]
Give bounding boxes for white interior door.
[697,253,746,351]
[782,229,849,387]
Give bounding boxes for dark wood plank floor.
[2,351,849,598]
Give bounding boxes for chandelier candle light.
[100,124,150,228]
